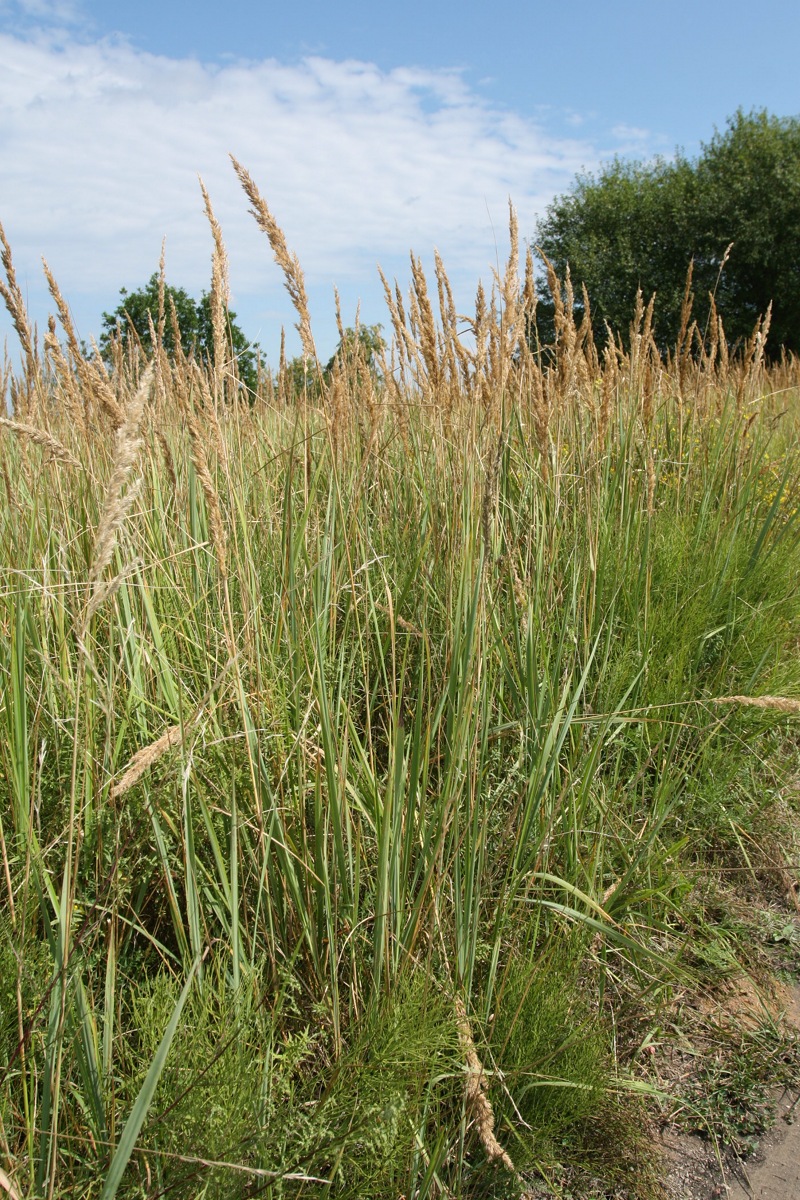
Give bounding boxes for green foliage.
[115,968,459,1199]
[535,109,800,353]
[678,1022,800,1156]
[281,324,386,402]
[100,273,260,393]
[491,945,608,1164]
[324,323,386,375]
[4,330,800,1195]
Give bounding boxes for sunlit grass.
[2,194,800,1198]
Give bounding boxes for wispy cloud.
[0,29,638,355]
[1,0,85,26]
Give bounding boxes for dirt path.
[726,1089,800,1198]
[663,984,800,1200]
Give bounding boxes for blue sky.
[1,0,798,365]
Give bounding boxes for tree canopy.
[534,110,800,354]
[100,274,260,393]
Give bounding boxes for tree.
[324,324,386,376]
[534,110,800,354]
[280,325,386,402]
[100,274,260,394]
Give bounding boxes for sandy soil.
[662,984,800,1200]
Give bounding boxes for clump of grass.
[2,169,800,1199]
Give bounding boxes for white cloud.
[1,0,84,25]
[0,30,630,357]
[611,123,651,143]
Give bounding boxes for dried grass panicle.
[87,367,152,617]
[44,316,85,429]
[713,695,800,714]
[43,258,125,427]
[186,394,228,581]
[334,286,345,346]
[157,430,178,495]
[410,253,440,392]
[111,722,186,799]
[501,200,520,329]
[199,177,230,397]
[156,239,167,351]
[522,245,537,319]
[230,155,317,364]
[454,997,516,1174]
[377,266,414,385]
[0,417,81,467]
[277,327,288,406]
[0,220,37,383]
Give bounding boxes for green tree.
[534,110,800,354]
[324,324,386,376]
[100,274,260,394]
[280,325,386,402]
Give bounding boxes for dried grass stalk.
[230,156,316,364]
[454,997,516,1173]
[199,177,230,398]
[410,253,440,392]
[0,220,36,382]
[0,417,80,467]
[186,375,228,581]
[110,722,186,799]
[44,316,86,430]
[43,259,124,426]
[86,367,152,618]
[0,1166,21,1200]
[712,695,800,714]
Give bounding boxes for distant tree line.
[100,275,386,401]
[100,274,261,394]
[533,109,800,355]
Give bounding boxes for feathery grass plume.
[577,282,599,380]
[0,219,37,387]
[276,326,288,405]
[522,245,537,322]
[187,366,228,582]
[676,259,695,394]
[434,250,456,383]
[556,265,578,395]
[156,238,167,352]
[712,695,800,714]
[410,253,440,394]
[704,292,720,374]
[199,177,230,400]
[157,429,178,495]
[0,460,17,513]
[191,358,228,466]
[42,259,125,426]
[454,998,516,1174]
[43,317,85,431]
[434,249,471,390]
[737,305,773,413]
[230,155,317,364]
[86,367,152,620]
[377,266,413,388]
[147,309,169,414]
[110,721,187,799]
[334,285,345,348]
[0,417,81,468]
[498,200,521,355]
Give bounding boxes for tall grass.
[1,182,800,1198]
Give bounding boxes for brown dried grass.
[0,417,81,468]
[231,155,317,365]
[86,366,152,621]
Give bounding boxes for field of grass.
[2,184,800,1199]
